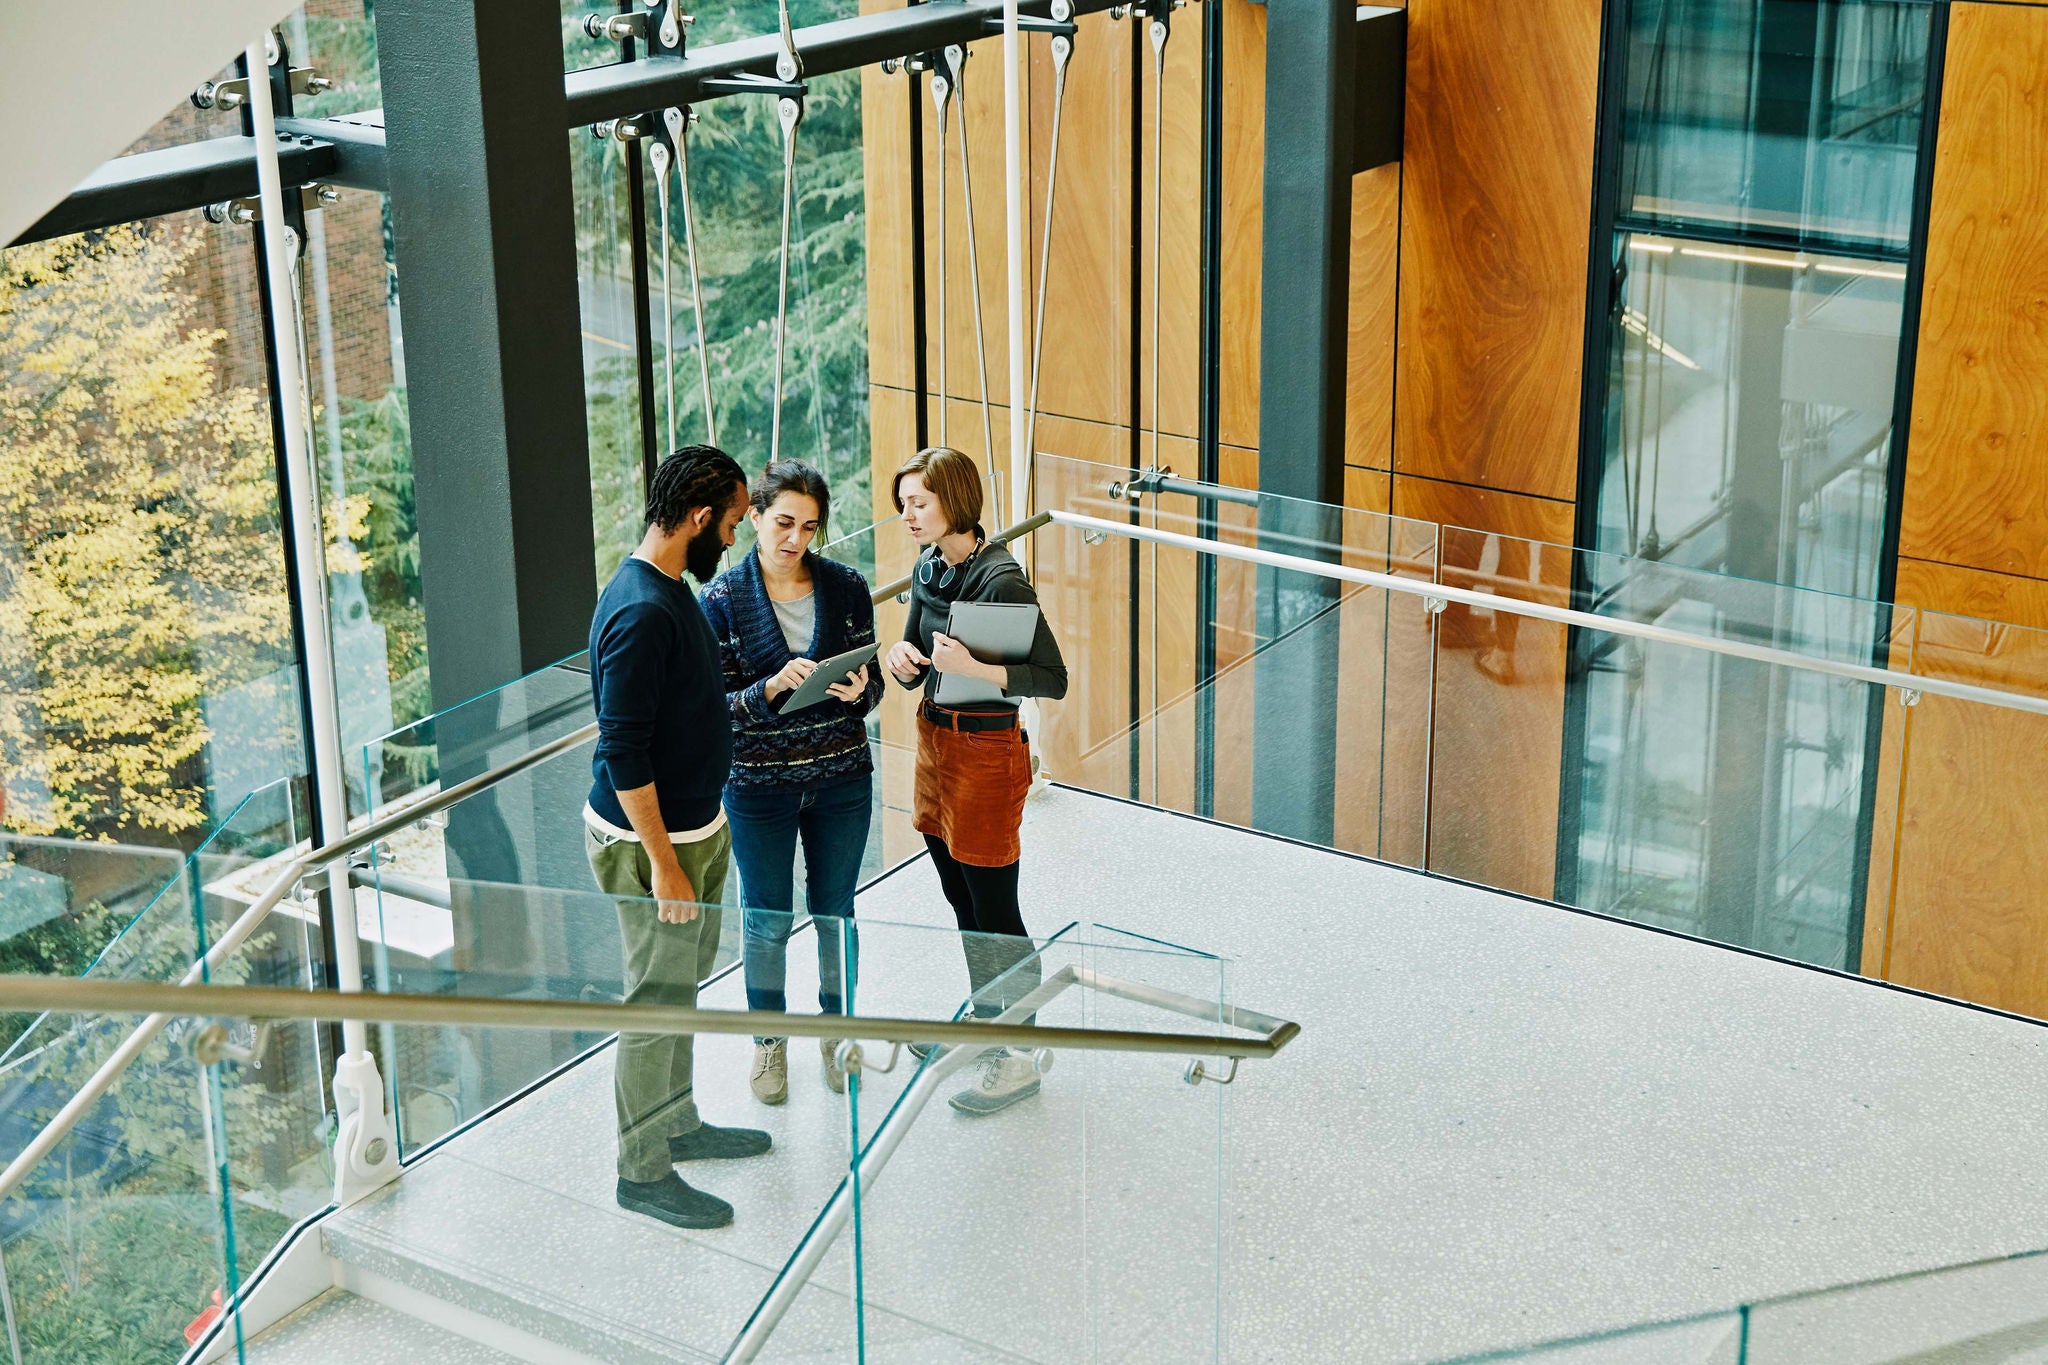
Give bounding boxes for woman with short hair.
[883,446,1068,1116]
[702,460,883,1105]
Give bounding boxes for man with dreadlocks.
[585,444,769,1230]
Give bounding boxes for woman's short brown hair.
[892,446,983,535]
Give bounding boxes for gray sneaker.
[750,1039,788,1106]
[948,1047,1042,1116]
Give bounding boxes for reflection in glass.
[1619,0,1934,253]
[1570,233,1910,966]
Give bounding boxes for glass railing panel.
[832,917,1234,1361]
[1026,498,1438,865]
[1505,601,1907,972]
[0,1013,251,1365]
[1882,608,2048,1017]
[0,776,308,1108]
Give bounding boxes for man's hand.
[825,663,870,703]
[886,640,930,682]
[651,860,700,924]
[764,656,818,702]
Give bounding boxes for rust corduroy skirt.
[912,712,1032,867]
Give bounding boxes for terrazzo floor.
[256,786,2048,1363]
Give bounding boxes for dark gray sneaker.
[669,1123,773,1162]
[616,1173,733,1229]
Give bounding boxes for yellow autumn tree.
[0,226,292,839]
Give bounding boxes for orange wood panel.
[1394,475,1577,898]
[1135,1,1204,442]
[1217,0,1264,450]
[860,0,918,392]
[1393,0,1599,501]
[1030,11,1133,432]
[1875,557,2048,1019]
[1348,162,1402,472]
[918,39,1028,418]
[1900,2,2048,580]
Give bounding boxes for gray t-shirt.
[771,591,815,654]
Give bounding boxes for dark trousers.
[924,834,1040,1022]
[728,775,871,1037]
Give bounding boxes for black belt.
[922,701,1020,733]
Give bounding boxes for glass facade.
[1617,0,1933,253]
[1568,0,1938,966]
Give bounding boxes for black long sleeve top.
[895,539,1069,706]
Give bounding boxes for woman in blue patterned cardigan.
[700,462,884,1105]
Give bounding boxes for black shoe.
[616,1173,733,1229]
[669,1123,773,1162]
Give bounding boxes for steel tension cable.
[664,106,718,445]
[1022,1,1078,493]
[945,43,1000,469]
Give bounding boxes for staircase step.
[242,1288,527,1365]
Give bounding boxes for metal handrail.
[724,960,1263,1362]
[0,974,1296,1063]
[1045,509,2048,720]
[0,720,597,1204]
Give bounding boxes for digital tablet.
[932,601,1040,707]
[778,642,879,713]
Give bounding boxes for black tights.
[924,835,1040,1021]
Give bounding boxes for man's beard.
[685,529,726,584]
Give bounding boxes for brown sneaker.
[749,1039,788,1105]
[820,1037,846,1094]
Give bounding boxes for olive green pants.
[586,824,730,1183]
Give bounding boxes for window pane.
[1618,0,1934,253]
[0,226,300,841]
[1568,230,1906,965]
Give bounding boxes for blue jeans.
[726,774,872,1035]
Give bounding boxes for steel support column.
[374,0,597,714]
[1249,0,1363,844]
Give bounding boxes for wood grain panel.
[1393,0,1598,501]
[919,39,1028,420]
[1217,0,1264,450]
[1347,162,1403,472]
[1031,11,1132,431]
[1876,556,2048,1019]
[1135,0,1203,442]
[860,0,917,392]
[1395,476,1576,898]
[1900,2,2048,579]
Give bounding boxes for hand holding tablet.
[776,642,881,713]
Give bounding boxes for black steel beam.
[277,113,388,192]
[564,0,1122,127]
[1352,7,1406,173]
[9,134,338,247]
[1249,0,1360,846]
[375,0,597,715]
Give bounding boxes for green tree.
[0,226,294,842]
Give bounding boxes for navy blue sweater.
[586,557,731,832]
[700,549,884,792]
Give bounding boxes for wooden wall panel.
[1217,0,1264,450]
[1395,476,1576,898]
[1393,0,1598,501]
[1879,557,2048,1016]
[1900,2,2048,580]
[1136,2,1204,442]
[1031,12,1133,433]
[1347,162,1403,472]
[860,0,917,392]
[919,40,1029,416]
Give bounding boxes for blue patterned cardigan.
[699,549,885,793]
